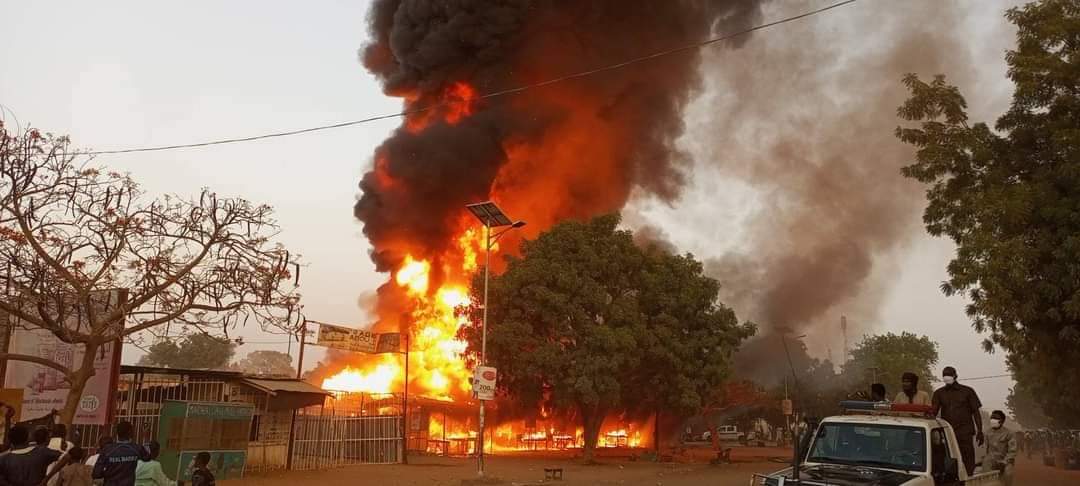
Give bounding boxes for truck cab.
[752,402,1003,485]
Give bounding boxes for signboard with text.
[472,366,497,401]
[316,323,402,354]
[2,290,124,425]
[158,400,253,481]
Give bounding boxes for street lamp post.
[781,333,808,483]
[466,201,525,477]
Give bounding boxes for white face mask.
[943,376,956,385]
[990,419,1003,429]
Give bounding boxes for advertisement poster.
[1,290,124,425]
[472,366,497,401]
[317,323,402,354]
[158,400,253,481]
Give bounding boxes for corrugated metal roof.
[120,365,244,377]
[241,377,330,396]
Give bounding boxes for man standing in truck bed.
[895,372,932,405]
[932,366,984,475]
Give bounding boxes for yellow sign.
[0,388,24,422]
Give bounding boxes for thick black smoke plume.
[355,0,769,281]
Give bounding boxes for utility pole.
[466,202,525,478]
[296,320,308,380]
[287,319,308,471]
[402,332,410,465]
[841,315,849,363]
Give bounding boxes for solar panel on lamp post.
[465,201,524,477]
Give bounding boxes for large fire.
[324,77,655,453]
[321,249,476,400]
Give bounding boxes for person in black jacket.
[0,425,69,486]
[91,422,149,486]
[931,366,983,476]
[187,453,214,486]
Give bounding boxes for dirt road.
[235,455,778,485]
[231,454,1080,485]
[1013,456,1080,486]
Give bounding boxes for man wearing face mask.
[931,366,983,475]
[894,372,931,405]
[983,410,1017,485]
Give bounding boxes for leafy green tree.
[235,350,295,377]
[1007,383,1051,430]
[138,333,236,370]
[461,214,753,461]
[896,0,1080,426]
[842,332,939,399]
[1006,362,1051,429]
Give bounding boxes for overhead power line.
[928,374,1013,383]
[84,0,859,156]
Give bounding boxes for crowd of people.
[0,421,217,486]
[1019,428,1080,469]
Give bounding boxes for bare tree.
[0,123,302,425]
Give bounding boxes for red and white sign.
[472,366,497,401]
[2,290,124,425]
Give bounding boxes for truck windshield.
[806,422,927,472]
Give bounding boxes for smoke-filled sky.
[0,0,1023,411]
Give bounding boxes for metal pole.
[296,320,308,380]
[402,333,409,464]
[478,222,490,476]
[781,336,801,483]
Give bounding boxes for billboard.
[316,323,402,354]
[158,400,253,481]
[472,366,497,401]
[1,290,124,425]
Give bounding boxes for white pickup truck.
[752,404,1003,485]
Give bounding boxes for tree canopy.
[234,350,295,377]
[0,125,302,424]
[460,213,754,461]
[137,333,236,370]
[843,332,939,398]
[896,0,1080,426]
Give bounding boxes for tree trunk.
[580,406,604,464]
[59,341,100,427]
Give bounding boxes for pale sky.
[0,0,1024,412]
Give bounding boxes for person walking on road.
[983,410,1017,486]
[92,422,149,486]
[895,372,931,405]
[134,441,174,486]
[931,366,983,475]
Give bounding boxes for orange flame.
[323,251,473,399]
[325,79,656,451]
[321,357,400,394]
